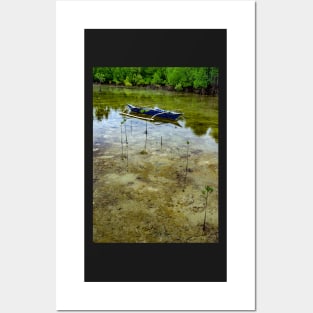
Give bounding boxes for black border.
[85,29,226,282]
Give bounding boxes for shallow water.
[93,85,219,243]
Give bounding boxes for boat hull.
[127,104,182,120]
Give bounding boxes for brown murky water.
[93,85,219,243]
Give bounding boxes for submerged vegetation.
[93,67,219,96]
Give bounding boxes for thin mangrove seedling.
[140,121,148,155]
[203,211,207,232]
[161,136,162,150]
[120,119,126,159]
[125,124,128,144]
[124,121,129,170]
[120,121,123,144]
[202,185,214,232]
[120,121,123,158]
[184,140,190,184]
[144,121,148,152]
[202,185,214,209]
[125,140,129,170]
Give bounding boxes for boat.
[120,109,182,127]
[125,104,183,121]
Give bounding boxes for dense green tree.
[112,67,126,85]
[93,67,113,83]
[92,66,219,95]
[208,67,219,85]
[193,67,209,89]
[140,67,155,85]
[166,67,195,90]
[151,68,166,85]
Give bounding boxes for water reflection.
[93,85,218,140]
[94,106,110,120]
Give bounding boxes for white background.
[1,0,313,312]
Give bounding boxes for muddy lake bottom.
[93,141,218,243]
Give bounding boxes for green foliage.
[208,67,219,85]
[124,77,132,87]
[193,67,209,89]
[93,67,113,83]
[112,67,126,85]
[202,185,214,209]
[133,73,145,85]
[174,83,183,91]
[151,71,163,85]
[202,185,213,195]
[92,67,219,94]
[141,67,154,85]
[167,67,193,88]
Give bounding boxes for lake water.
[93,85,219,243]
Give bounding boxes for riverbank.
[95,82,218,96]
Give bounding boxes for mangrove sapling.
[139,121,148,155]
[124,122,128,144]
[120,119,126,159]
[161,136,163,150]
[144,121,148,152]
[124,121,129,170]
[184,140,190,184]
[202,185,214,232]
[120,121,123,158]
[203,211,207,232]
